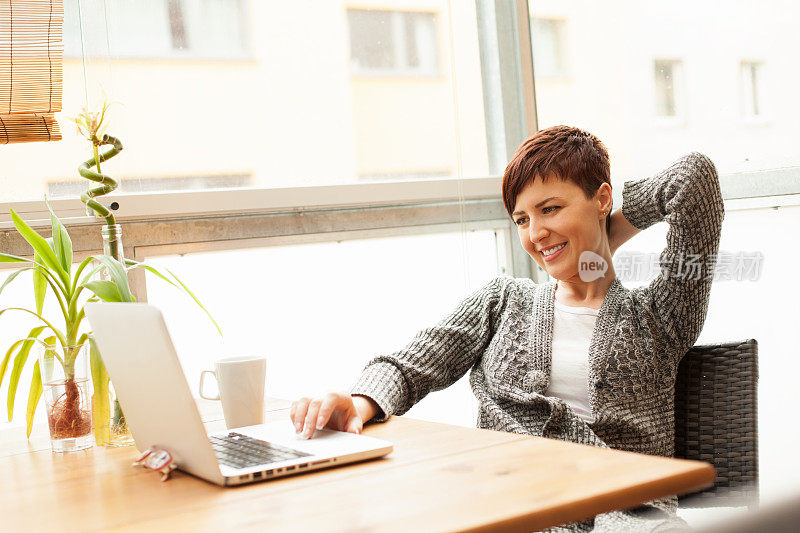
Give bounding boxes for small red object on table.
[132,447,177,481]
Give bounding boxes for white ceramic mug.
[199,356,266,429]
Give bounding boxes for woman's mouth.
[541,242,567,262]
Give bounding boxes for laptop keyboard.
[210,432,312,470]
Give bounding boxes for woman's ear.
[595,183,613,218]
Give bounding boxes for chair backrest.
[674,339,759,508]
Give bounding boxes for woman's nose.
[529,220,548,243]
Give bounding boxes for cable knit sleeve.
[349,276,510,422]
[621,152,724,358]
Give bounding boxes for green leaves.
[0,252,29,263]
[6,326,47,421]
[82,280,123,303]
[25,360,43,438]
[89,336,110,445]
[90,256,133,303]
[9,209,69,287]
[0,340,25,391]
[47,200,73,275]
[33,248,47,315]
[1,327,46,390]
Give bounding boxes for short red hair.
[502,125,611,232]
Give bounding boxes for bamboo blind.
[0,0,63,144]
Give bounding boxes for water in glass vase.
[40,344,94,452]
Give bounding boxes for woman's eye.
[514,217,527,226]
[542,206,560,214]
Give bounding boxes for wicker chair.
[674,339,759,509]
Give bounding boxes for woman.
[290,125,724,532]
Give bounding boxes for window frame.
[0,176,501,228]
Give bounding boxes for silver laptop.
[85,303,393,486]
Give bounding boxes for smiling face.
[512,174,611,281]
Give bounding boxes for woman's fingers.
[302,399,323,439]
[290,397,311,433]
[314,393,342,433]
[345,414,363,435]
[292,393,361,438]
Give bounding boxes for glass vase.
[98,224,135,447]
[101,224,125,266]
[40,344,93,452]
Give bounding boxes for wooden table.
[0,398,714,532]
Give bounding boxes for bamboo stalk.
[79,134,123,227]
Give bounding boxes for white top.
[547,299,599,423]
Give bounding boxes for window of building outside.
[653,59,683,118]
[348,9,440,77]
[530,18,567,78]
[63,0,249,59]
[741,61,764,118]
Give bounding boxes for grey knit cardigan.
[350,153,724,532]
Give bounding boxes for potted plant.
[1,206,120,450]
[0,205,219,451]
[2,98,219,449]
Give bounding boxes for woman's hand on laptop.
[290,392,379,439]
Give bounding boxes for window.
[2,2,491,203]
[741,61,765,118]
[654,59,684,119]
[63,0,248,59]
[530,18,567,78]
[348,10,440,77]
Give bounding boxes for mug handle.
[199,370,220,400]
